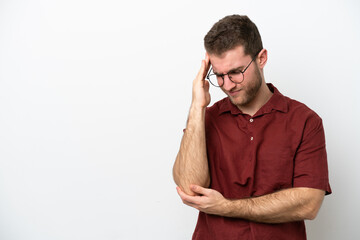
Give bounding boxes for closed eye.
[229,68,244,74]
[213,67,244,76]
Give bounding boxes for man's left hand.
[176,185,229,216]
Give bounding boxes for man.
[172,15,331,240]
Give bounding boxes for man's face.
[209,45,263,108]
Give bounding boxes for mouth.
[228,89,242,97]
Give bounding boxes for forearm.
[223,188,325,223]
[173,105,210,195]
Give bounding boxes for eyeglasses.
[206,50,261,87]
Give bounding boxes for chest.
[206,113,303,197]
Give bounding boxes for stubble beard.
[228,66,263,107]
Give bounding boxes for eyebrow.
[213,66,245,75]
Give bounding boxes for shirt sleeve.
[293,112,332,195]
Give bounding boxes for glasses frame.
[206,49,262,87]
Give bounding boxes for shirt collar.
[218,83,289,116]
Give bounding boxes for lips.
[228,89,242,97]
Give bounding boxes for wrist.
[222,199,246,218]
[190,102,207,113]
[221,198,234,217]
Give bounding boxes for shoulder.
[285,95,322,119]
[204,97,231,130]
[206,97,229,118]
[283,95,324,135]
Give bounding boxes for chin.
[228,95,248,107]
[229,89,259,107]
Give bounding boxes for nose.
[222,74,237,91]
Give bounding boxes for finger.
[177,187,200,205]
[183,201,200,210]
[181,199,200,210]
[195,60,206,81]
[176,186,183,196]
[204,53,211,77]
[176,186,190,201]
[204,79,210,92]
[190,184,211,196]
[205,52,210,65]
[177,186,193,201]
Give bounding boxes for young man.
[173,15,331,239]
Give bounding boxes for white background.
[0,0,359,239]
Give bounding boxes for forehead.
[209,45,250,73]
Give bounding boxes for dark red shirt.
[192,84,332,240]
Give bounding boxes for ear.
[257,49,268,69]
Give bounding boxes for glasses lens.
[208,74,222,87]
[229,72,244,84]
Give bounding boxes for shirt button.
[250,137,254,141]
[249,118,254,122]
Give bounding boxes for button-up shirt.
[192,84,332,240]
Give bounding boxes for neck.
[237,82,273,116]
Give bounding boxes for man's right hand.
[173,54,211,196]
[191,54,211,109]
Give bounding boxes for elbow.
[172,154,181,185]
[172,165,181,186]
[303,198,324,220]
[299,188,325,221]
[304,208,319,220]
[203,176,211,188]
[172,168,210,196]
[174,176,210,195]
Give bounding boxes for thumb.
[203,79,210,91]
[196,60,206,80]
[190,185,209,195]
